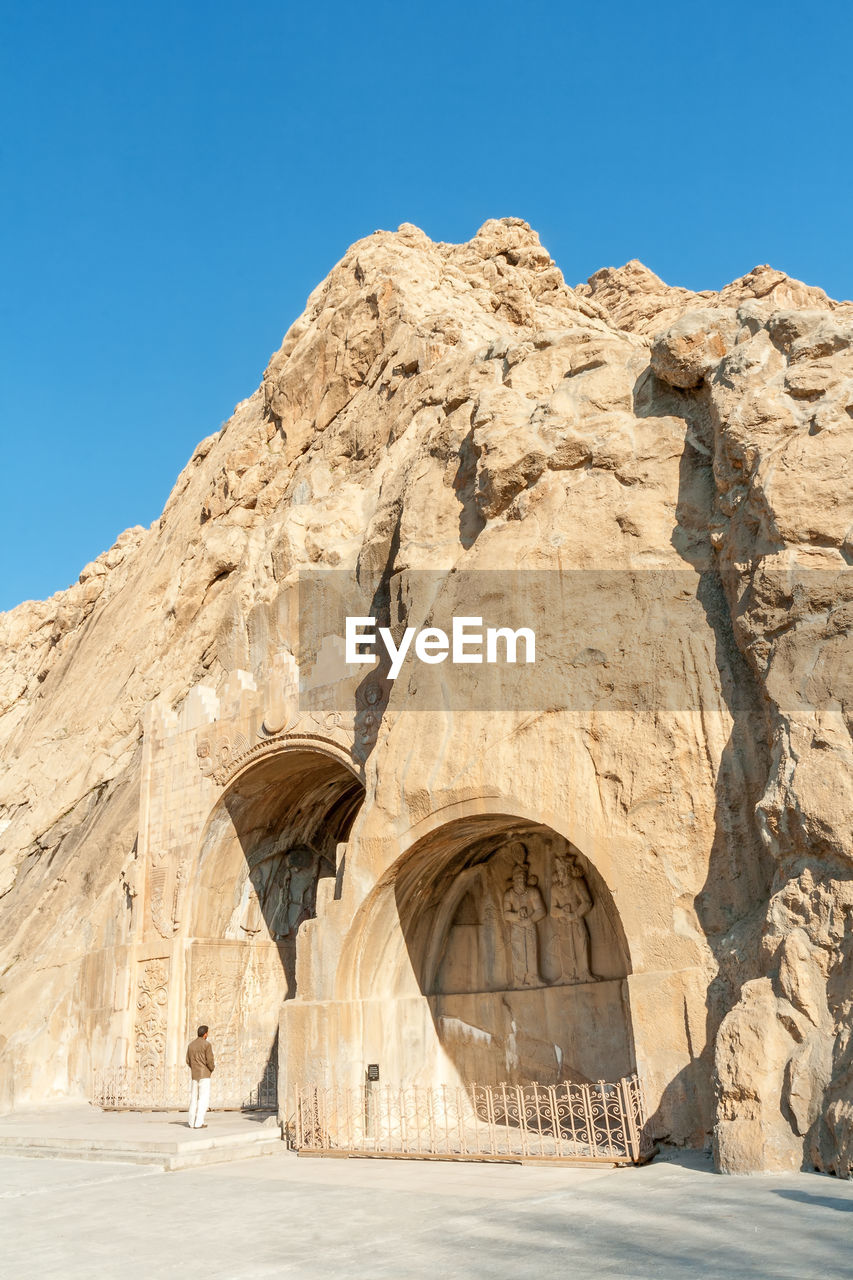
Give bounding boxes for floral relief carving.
[134,958,169,1075]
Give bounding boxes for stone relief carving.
[260,673,297,736]
[196,712,356,788]
[187,943,285,1080]
[134,958,169,1075]
[353,679,389,762]
[231,845,335,943]
[190,952,244,1082]
[191,950,243,1023]
[551,850,595,983]
[239,885,264,937]
[150,863,184,939]
[196,730,251,785]
[120,851,140,929]
[501,845,547,988]
[432,838,603,995]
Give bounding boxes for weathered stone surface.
[650,309,739,389]
[0,218,850,1178]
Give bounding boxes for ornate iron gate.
[93,1058,277,1111]
[290,1076,653,1163]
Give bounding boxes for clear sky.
[2,0,851,611]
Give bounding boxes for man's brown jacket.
[186,1036,215,1080]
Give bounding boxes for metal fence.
[93,1061,277,1112]
[289,1076,653,1163]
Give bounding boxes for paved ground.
[0,1143,851,1279]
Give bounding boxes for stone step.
[0,1132,284,1171]
[0,1112,285,1172]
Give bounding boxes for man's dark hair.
[197,1025,209,1037]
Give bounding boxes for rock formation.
[0,218,850,1177]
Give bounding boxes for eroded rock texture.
[0,219,850,1175]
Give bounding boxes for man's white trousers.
[189,1077,211,1128]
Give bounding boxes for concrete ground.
[0,1143,851,1280]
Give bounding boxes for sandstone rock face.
[0,219,850,1177]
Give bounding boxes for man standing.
[186,1025,215,1129]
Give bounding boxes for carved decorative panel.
[196,713,357,789]
[187,942,287,1093]
[134,958,170,1076]
[149,864,184,940]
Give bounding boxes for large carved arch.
[336,795,630,1001]
[334,799,636,1088]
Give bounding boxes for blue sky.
[2,0,851,611]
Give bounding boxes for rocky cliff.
[0,219,850,1175]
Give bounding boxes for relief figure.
[551,851,594,983]
[502,850,546,987]
[232,845,332,943]
[240,885,264,937]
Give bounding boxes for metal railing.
[92,1061,277,1112]
[289,1076,653,1163]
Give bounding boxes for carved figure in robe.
[120,854,139,928]
[240,884,264,937]
[551,851,594,982]
[502,855,546,987]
